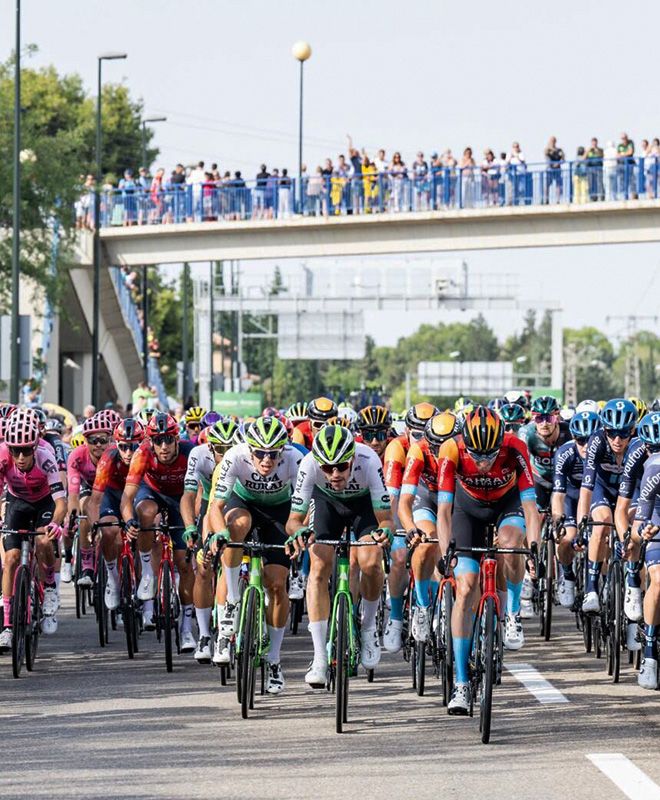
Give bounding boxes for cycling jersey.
[383,435,409,497]
[0,443,65,503]
[581,431,631,497]
[618,438,649,501]
[214,443,302,506]
[402,440,438,495]
[42,432,67,472]
[291,420,313,450]
[67,444,99,495]
[291,443,390,515]
[519,421,571,489]
[183,443,216,501]
[92,447,130,493]
[553,440,585,499]
[437,433,535,505]
[637,452,660,525]
[125,440,195,498]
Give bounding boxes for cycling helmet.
[312,424,355,466]
[637,412,660,448]
[462,406,504,455]
[628,397,648,423]
[286,401,308,423]
[576,399,599,415]
[424,412,457,448]
[201,410,222,427]
[308,396,338,423]
[652,398,660,412]
[488,397,505,412]
[32,407,48,429]
[337,406,358,427]
[207,418,239,446]
[70,432,85,449]
[147,412,179,438]
[600,398,637,433]
[454,396,475,416]
[0,403,17,420]
[233,422,249,445]
[114,417,145,444]
[4,416,39,448]
[504,390,529,410]
[135,407,157,425]
[44,417,64,435]
[262,406,280,418]
[404,402,439,432]
[357,405,392,430]
[246,416,288,451]
[569,411,600,441]
[83,410,119,437]
[531,395,561,416]
[500,403,526,425]
[328,415,353,429]
[184,406,207,425]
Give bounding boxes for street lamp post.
[140,115,167,170]
[10,0,21,404]
[91,51,126,409]
[291,41,311,212]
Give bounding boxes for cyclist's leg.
[0,524,21,645]
[497,513,527,650]
[383,538,407,652]
[410,493,439,641]
[639,541,660,689]
[77,489,95,585]
[222,493,252,607]
[134,483,160,599]
[584,486,614,609]
[99,488,123,607]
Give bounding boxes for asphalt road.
[1,588,659,800]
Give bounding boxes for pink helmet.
[4,415,40,448]
[83,409,121,436]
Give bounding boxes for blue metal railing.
[96,157,660,227]
[148,356,168,410]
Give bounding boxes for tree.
[565,327,618,400]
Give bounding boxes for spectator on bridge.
[617,133,635,198]
[442,149,458,207]
[254,164,270,219]
[481,149,500,206]
[362,157,379,213]
[544,136,565,203]
[118,169,137,226]
[586,138,604,201]
[137,167,150,224]
[412,152,429,211]
[346,135,364,213]
[644,138,660,198]
[265,168,279,219]
[279,168,293,218]
[459,147,477,208]
[389,151,407,212]
[373,148,388,174]
[572,146,588,204]
[306,166,327,217]
[603,140,618,201]
[150,168,165,223]
[187,161,206,221]
[505,142,526,205]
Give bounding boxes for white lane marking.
[587,754,660,800]
[505,662,569,704]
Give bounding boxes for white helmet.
[576,399,599,415]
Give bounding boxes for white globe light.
[291,41,312,62]
[19,149,36,164]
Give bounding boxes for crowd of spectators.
[120,266,161,360]
[76,131,660,226]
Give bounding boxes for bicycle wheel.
[335,592,350,733]
[290,597,302,635]
[479,596,496,744]
[440,581,454,707]
[11,566,29,678]
[162,567,174,672]
[608,563,623,682]
[25,576,40,671]
[540,537,555,641]
[122,557,136,660]
[582,613,593,653]
[240,587,258,720]
[415,639,426,696]
[96,560,109,647]
[74,539,83,619]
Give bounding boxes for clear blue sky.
[2,0,659,344]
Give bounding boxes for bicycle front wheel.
[441,581,454,707]
[335,592,350,733]
[540,537,555,641]
[415,639,426,696]
[11,566,29,678]
[25,575,40,671]
[608,562,623,682]
[96,559,109,647]
[240,587,258,720]
[162,567,174,672]
[479,596,496,744]
[122,557,136,660]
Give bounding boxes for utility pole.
[607,315,658,397]
[564,342,578,406]
[182,262,190,404]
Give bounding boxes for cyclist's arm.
[180,488,197,529]
[436,439,457,555]
[614,495,631,539]
[120,482,139,524]
[551,445,569,522]
[86,489,104,528]
[120,445,149,524]
[51,496,67,527]
[374,507,393,534]
[550,490,565,522]
[578,434,600,521]
[521,497,540,546]
[398,444,423,532]
[637,458,660,524]
[286,509,307,537]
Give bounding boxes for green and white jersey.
[213,443,302,506]
[183,443,216,500]
[291,443,391,515]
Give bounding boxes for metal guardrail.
[94,157,660,227]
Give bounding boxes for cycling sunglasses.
[361,428,388,442]
[9,445,34,457]
[320,461,351,475]
[532,413,558,423]
[210,443,232,455]
[310,419,326,430]
[152,434,176,446]
[186,422,201,431]
[466,447,500,464]
[573,436,589,446]
[605,428,632,440]
[409,429,425,440]
[251,448,280,460]
[117,442,139,453]
[87,436,110,446]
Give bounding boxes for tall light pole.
[291,41,311,212]
[10,0,21,404]
[92,51,126,409]
[139,115,166,384]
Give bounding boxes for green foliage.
[564,326,617,400]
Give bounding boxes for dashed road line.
[587,753,660,799]
[506,662,569,704]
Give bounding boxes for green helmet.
[286,401,308,422]
[207,418,239,446]
[531,395,560,416]
[246,416,288,450]
[500,403,526,424]
[312,424,355,466]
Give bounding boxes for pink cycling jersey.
[0,443,65,502]
[67,444,99,495]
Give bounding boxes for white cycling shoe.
[504,614,524,650]
[266,661,285,695]
[105,581,120,611]
[42,615,58,635]
[582,591,600,614]
[0,627,13,650]
[557,578,575,608]
[521,572,534,600]
[219,603,237,637]
[213,636,230,665]
[180,629,196,653]
[43,587,59,617]
[624,586,643,622]
[448,683,471,716]
[60,561,73,583]
[519,599,535,619]
[288,575,305,600]
[194,636,212,663]
[137,572,156,601]
[360,626,381,669]
[383,618,403,653]
[305,659,328,688]
[638,657,658,690]
[412,607,430,643]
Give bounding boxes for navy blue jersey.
[553,440,584,498]
[637,453,660,524]
[581,431,631,497]
[618,438,649,501]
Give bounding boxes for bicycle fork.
[327,555,357,670]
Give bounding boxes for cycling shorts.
[589,481,618,513]
[2,493,54,551]
[224,492,289,569]
[135,482,186,551]
[563,492,579,528]
[197,497,209,537]
[308,486,379,545]
[645,542,660,569]
[534,480,552,513]
[412,484,438,525]
[79,479,93,501]
[99,487,123,520]
[451,483,523,564]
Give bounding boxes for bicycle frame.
[327,539,358,674]
[236,552,267,663]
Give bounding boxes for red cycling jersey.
[125,440,194,497]
[402,439,439,494]
[291,420,313,450]
[92,447,130,493]
[67,444,100,495]
[384,434,409,496]
[437,433,534,503]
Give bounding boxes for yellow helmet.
[628,397,647,423]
